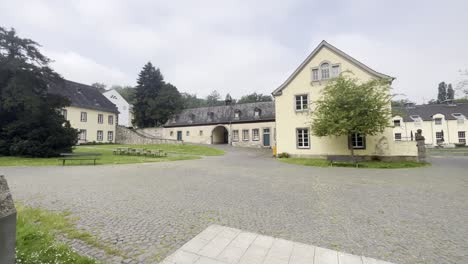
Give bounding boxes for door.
[263,128,270,146]
[177,131,183,141]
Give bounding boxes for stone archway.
[212,126,228,144]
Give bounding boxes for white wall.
[103,89,131,127]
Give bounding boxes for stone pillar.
[415,129,427,163]
[0,175,16,264]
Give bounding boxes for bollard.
[0,175,16,264]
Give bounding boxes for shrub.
[277,152,290,158]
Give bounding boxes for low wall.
[116,126,182,145]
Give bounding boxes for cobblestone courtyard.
[2,146,468,264]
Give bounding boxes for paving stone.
[314,246,339,264]
[289,242,315,264]
[164,250,200,264]
[339,252,363,264]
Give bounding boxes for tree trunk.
[350,147,356,164]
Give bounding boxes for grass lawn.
[0,144,224,166]
[16,204,123,263]
[279,158,428,169]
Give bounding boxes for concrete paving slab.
[162,225,397,264]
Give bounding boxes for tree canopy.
[132,62,182,127]
[237,92,272,104]
[0,27,78,157]
[310,75,392,157]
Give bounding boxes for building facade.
[49,80,119,144]
[163,101,276,148]
[272,40,417,160]
[392,103,468,146]
[103,89,133,127]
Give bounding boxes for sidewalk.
[160,225,395,264]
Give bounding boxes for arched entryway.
[212,126,228,144]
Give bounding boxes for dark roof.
[48,79,119,114]
[164,101,275,127]
[393,103,468,122]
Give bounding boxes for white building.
[103,89,133,127]
[392,102,468,147]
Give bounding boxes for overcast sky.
[2,0,467,103]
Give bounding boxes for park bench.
[327,155,362,168]
[58,153,102,166]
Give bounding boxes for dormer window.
[452,113,466,124]
[410,115,422,126]
[172,115,179,123]
[393,120,401,127]
[434,118,442,125]
[189,114,195,123]
[254,108,261,118]
[207,112,214,121]
[320,63,330,79]
[234,110,241,120]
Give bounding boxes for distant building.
[48,80,119,144]
[163,99,276,148]
[103,89,133,127]
[392,102,468,146]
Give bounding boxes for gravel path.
[2,146,467,264]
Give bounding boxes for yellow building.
[272,41,417,160]
[162,99,276,148]
[392,102,468,146]
[49,80,118,144]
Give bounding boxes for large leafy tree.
[447,83,455,100]
[237,92,272,104]
[133,62,182,127]
[0,27,78,157]
[310,75,392,158]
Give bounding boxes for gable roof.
[393,103,468,122]
[103,89,131,106]
[164,101,275,127]
[48,79,119,114]
[272,40,395,96]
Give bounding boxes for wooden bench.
[58,153,102,166]
[327,155,361,168]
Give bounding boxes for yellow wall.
[163,121,276,147]
[275,45,417,158]
[65,106,117,143]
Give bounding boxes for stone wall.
[0,175,16,264]
[115,126,182,145]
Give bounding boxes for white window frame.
[98,114,104,124]
[79,129,87,141]
[108,115,114,125]
[435,132,443,141]
[296,128,310,149]
[107,131,113,141]
[80,112,87,122]
[234,111,240,119]
[351,133,365,149]
[232,130,239,141]
[434,118,442,125]
[320,62,330,80]
[331,64,341,77]
[97,130,103,141]
[61,109,67,120]
[295,94,308,111]
[242,129,249,141]
[458,131,466,144]
[311,68,319,81]
[252,129,260,141]
[393,120,401,127]
[394,133,402,141]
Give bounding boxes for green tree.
[437,82,447,103]
[238,92,272,104]
[310,75,392,158]
[111,85,136,104]
[447,83,454,100]
[91,82,107,93]
[181,93,207,108]
[206,90,222,106]
[0,27,78,157]
[133,62,182,127]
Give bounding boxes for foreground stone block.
[0,175,16,264]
